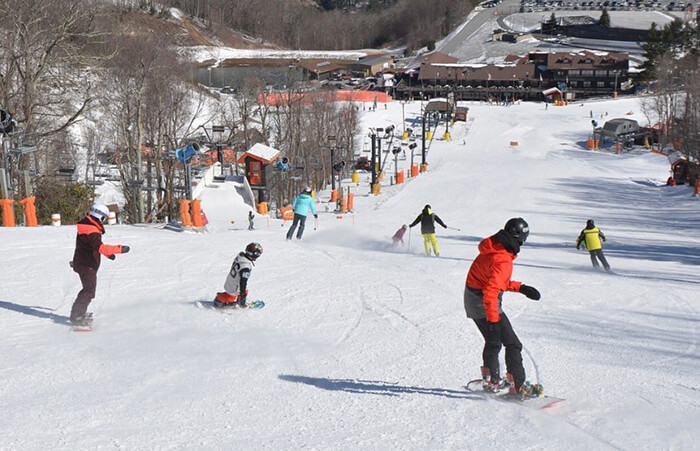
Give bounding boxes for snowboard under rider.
[409,204,447,256]
[286,186,317,240]
[464,217,543,397]
[69,203,130,326]
[214,242,263,308]
[576,219,610,271]
[392,224,408,247]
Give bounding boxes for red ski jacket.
[72,215,123,270]
[465,236,522,322]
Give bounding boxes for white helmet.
[303,185,312,194]
[89,203,110,222]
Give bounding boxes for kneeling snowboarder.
[214,242,263,308]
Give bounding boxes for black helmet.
[504,217,529,245]
[586,219,595,229]
[245,242,263,260]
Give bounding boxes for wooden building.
[237,143,281,202]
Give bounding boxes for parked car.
[354,156,371,171]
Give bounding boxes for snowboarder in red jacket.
[392,224,408,247]
[69,204,130,326]
[464,217,543,397]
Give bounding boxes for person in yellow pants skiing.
[409,204,448,256]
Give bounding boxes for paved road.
[438,0,521,56]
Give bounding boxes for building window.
[581,70,594,76]
[597,81,605,88]
[583,81,591,88]
[569,70,580,76]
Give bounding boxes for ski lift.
[291,156,305,170]
[309,157,322,169]
[86,180,104,186]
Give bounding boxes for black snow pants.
[589,249,610,270]
[70,266,97,320]
[286,213,307,240]
[473,313,526,389]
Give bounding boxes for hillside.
[2,97,699,448]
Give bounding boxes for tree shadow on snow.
[0,300,70,326]
[278,374,481,400]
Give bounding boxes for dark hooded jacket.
[72,215,123,270]
[409,206,447,234]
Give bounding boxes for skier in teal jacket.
[286,186,317,240]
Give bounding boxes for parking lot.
[519,0,695,13]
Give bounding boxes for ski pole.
[314,216,318,231]
[446,226,461,231]
[408,227,412,252]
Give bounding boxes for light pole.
[613,70,619,98]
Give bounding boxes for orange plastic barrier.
[179,200,192,227]
[19,196,38,227]
[587,139,594,149]
[0,199,15,227]
[695,179,700,196]
[257,202,268,215]
[420,163,428,173]
[396,172,405,184]
[594,140,600,149]
[330,189,339,202]
[281,206,294,221]
[347,193,354,211]
[411,165,419,177]
[339,197,347,214]
[371,184,381,195]
[510,141,519,147]
[191,199,203,227]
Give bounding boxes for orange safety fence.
[347,193,354,211]
[257,202,268,215]
[396,171,405,184]
[258,90,392,107]
[330,189,339,202]
[19,196,37,227]
[411,165,419,177]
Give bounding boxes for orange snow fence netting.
[258,90,392,106]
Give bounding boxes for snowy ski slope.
[1,97,699,449]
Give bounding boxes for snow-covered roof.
[242,143,280,164]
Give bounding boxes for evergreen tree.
[319,0,336,10]
[543,12,557,34]
[640,23,666,81]
[599,8,611,28]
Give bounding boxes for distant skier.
[464,217,543,397]
[286,186,317,240]
[392,224,408,247]
[409,204,447,256]
[69,203,130,326]
[214,242,263,308]
[576,219,610,271]
[248,210,255,231]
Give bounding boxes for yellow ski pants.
[422,233,440,256]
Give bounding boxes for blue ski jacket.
[292,193,317,217]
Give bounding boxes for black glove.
[519,284,541,301]
[121,245,130,254]
[314,214,318,219]
[486,321,500,343]
[107,254,116,260]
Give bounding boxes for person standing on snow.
[576,219,610,271]
[464,217,543,398]
[69,203,130,326]
[286,186,317,240]
[248,210,255,231]
[214,242,263,308]
[409,204,447,256]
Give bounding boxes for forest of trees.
[161,0,474,51]
[0,0,359,223]
[640,16,700,176]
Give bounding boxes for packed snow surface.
[2,97,699,449]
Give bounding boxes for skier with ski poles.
[286,186,317,240]
[69,203,130,326]
[464,217,543,398]
[214,242,263,308]
[408,204,447,256]
[576,219,610,271]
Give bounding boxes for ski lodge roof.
[238,143,281,164]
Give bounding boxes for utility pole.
[370,131,377,187]
[421,113,427,166]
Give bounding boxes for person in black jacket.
[69,203,130,326]
[409,204,447,256]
